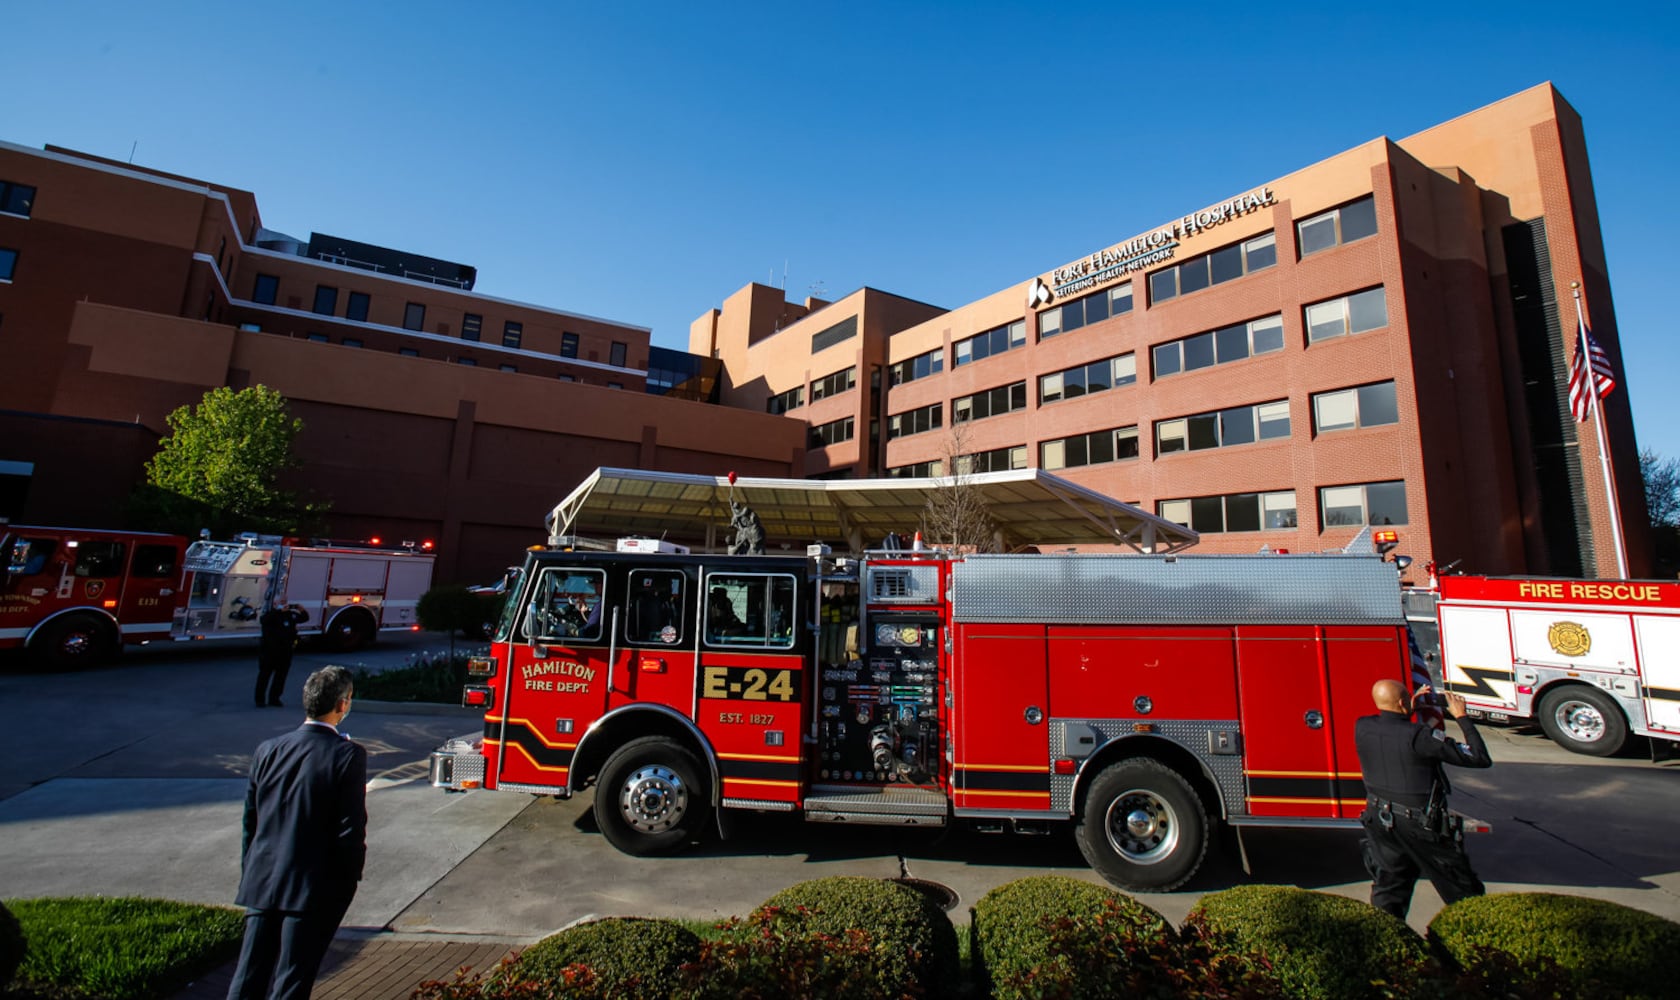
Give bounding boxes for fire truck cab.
[433,539,1414,891]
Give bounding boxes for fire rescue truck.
[1,525,435,669]
[430,537,1417,891]
[1407,572,1680,758]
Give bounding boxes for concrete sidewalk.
[173,933,524,1000]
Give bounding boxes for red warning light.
[369,536,382,546]
[422,540,435,551]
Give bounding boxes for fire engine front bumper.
[429,735,487,790]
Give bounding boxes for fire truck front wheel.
[1076,758,1207,892]
[596,737,711,856]
[32,614,118,670]
[1537,685,1628,757]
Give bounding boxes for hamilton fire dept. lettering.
[522,659,597,693]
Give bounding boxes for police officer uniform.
[1354,704,1492,919]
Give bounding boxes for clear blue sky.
[10,2,1678,463]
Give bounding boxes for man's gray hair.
[303,666,354,719]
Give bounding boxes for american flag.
[1567,320,1616,423]
[1407,626,1445,732]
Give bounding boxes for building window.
[952,381,1027,423]
[561,332,579,358]
[1152,314,1284,379]
[1297,196,1378,257]
[1149,232,1276,304]
[1159,490,1297,533]
[811,315,858,353]
[953,320,1026,367]
[811,367,857,401]
[0,180,35,217]
[253,274,279,305]
[810,416,856,447]
[399,347,419,357]
[558,374,576,382]
[238,322,262,332]
[1041,426,1139,470]
[1319,480,1408,527]
[610,341,627,367]
[1305,288,1387,343]
[461,313,482,341]
[457,357,477,366]
[767,386,804,414]
[955,445,1026,475]
[311,285,337,316]
[1037,281,1133,339]
[501,364,518,372]
[346,292,370,322]
[403,302,426,331]
[1040,354,1137,405]
[1155,400,1290,455]
[607,382,623,389]
[888,460,943,478]
[1312,381,1399,434]
[305,332,329,343]
[342,338,363,348]
[503,321,523,349]
[0,247,17,281]
[887,403,942,439]
[888,348,943,386]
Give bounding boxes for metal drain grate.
[890,877,959,911]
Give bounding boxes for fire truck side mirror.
[1394,555,1414,571]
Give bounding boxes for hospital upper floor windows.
[1149,232,1276,305]
[953,320,1025,367]
[1038,282,1132,340]
[1298,197,1377,257]
[888,348,943,386]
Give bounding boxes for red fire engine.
[431,537,1417,891]
[1409,572,1680,758]
[1,525,435,669]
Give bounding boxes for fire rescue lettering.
[522,659,596,693]
[1518,581,1662,603]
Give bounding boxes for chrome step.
[803,784,948,826]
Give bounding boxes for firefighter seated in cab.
[707,586,744,639]
[535,573,603,641]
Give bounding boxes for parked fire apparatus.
[1406,573,1680,758]
[1,525,435,669]
[430,537,1417,891]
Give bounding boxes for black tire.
[1075,757,1208,891]
[595,736,710,857]
[1537,685,1628,757]
[32,614,117,670]
[325,609,377,652]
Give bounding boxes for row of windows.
[1040,354,1137,405]
[1298,197,1377,257]
[1150,232,1277,304]
[1153,315,1284,378]
[767,386,804,414]
[1038,282,1132,340]
[1041,426,1139,471]
[812,316,858,353]
[1156,400,1291,455]
[887,402,942,439]
[959,445,1027,475]
[888,348,943,386]
[953,320,1025,367]
[953,381,1028,423]
[1159,479,1407,534]
[0,180,35,217]
[1306,287,1387,343]
[810,416,855,447]
[526,567,796,650]
[811,366,857,401]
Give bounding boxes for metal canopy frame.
[544,467,1199,554]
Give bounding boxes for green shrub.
[504,917,700,1000]
[675,905,890,1000]
[5,897,243,1000]
[418,584,504,638]
[0,900,23,988]
[1186,884,1428,999]
[971,875,1177,999]
[350,651,470,703]
[749,877,960,997]
[1429,892,1680,999]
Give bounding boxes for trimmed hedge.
[681,905,893,1000]
[4,897,244,1000]
[505,916,700,1000]
[1187,884,1428,999]
[753,876,960,998]
[1429,892,1680,999]
[0,901,22,988]
[972,875,1176,999]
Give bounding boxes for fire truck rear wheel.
[596,737,710,856]
[1076,758,1207,892]
[1537,685,1628,757]
[325,610,377,652]
[33,614,117,670]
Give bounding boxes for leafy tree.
[129,385,324,537]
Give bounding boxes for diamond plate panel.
[1047,718,1246,818]
[497,780,566,795]
[722,798,796,812]
[953,554,1402,625]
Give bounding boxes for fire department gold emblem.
[1547,621,1591,657]
[84,580,106,600]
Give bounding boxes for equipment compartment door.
[1235,625,1337,819]
[952,622,1050,814]
[1634,615,1680,736]
[1322,626,1406,817]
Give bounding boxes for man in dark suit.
[256,604,308,708]
[227,666,367,1000]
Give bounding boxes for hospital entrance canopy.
[544,467,1199,554]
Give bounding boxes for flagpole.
[1571,281,1629,579]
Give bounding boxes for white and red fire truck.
[1408,573,1680,758]
[1,525,435,669]
[430,539,1418,891]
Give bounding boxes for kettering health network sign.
[1030,187,1276,304]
